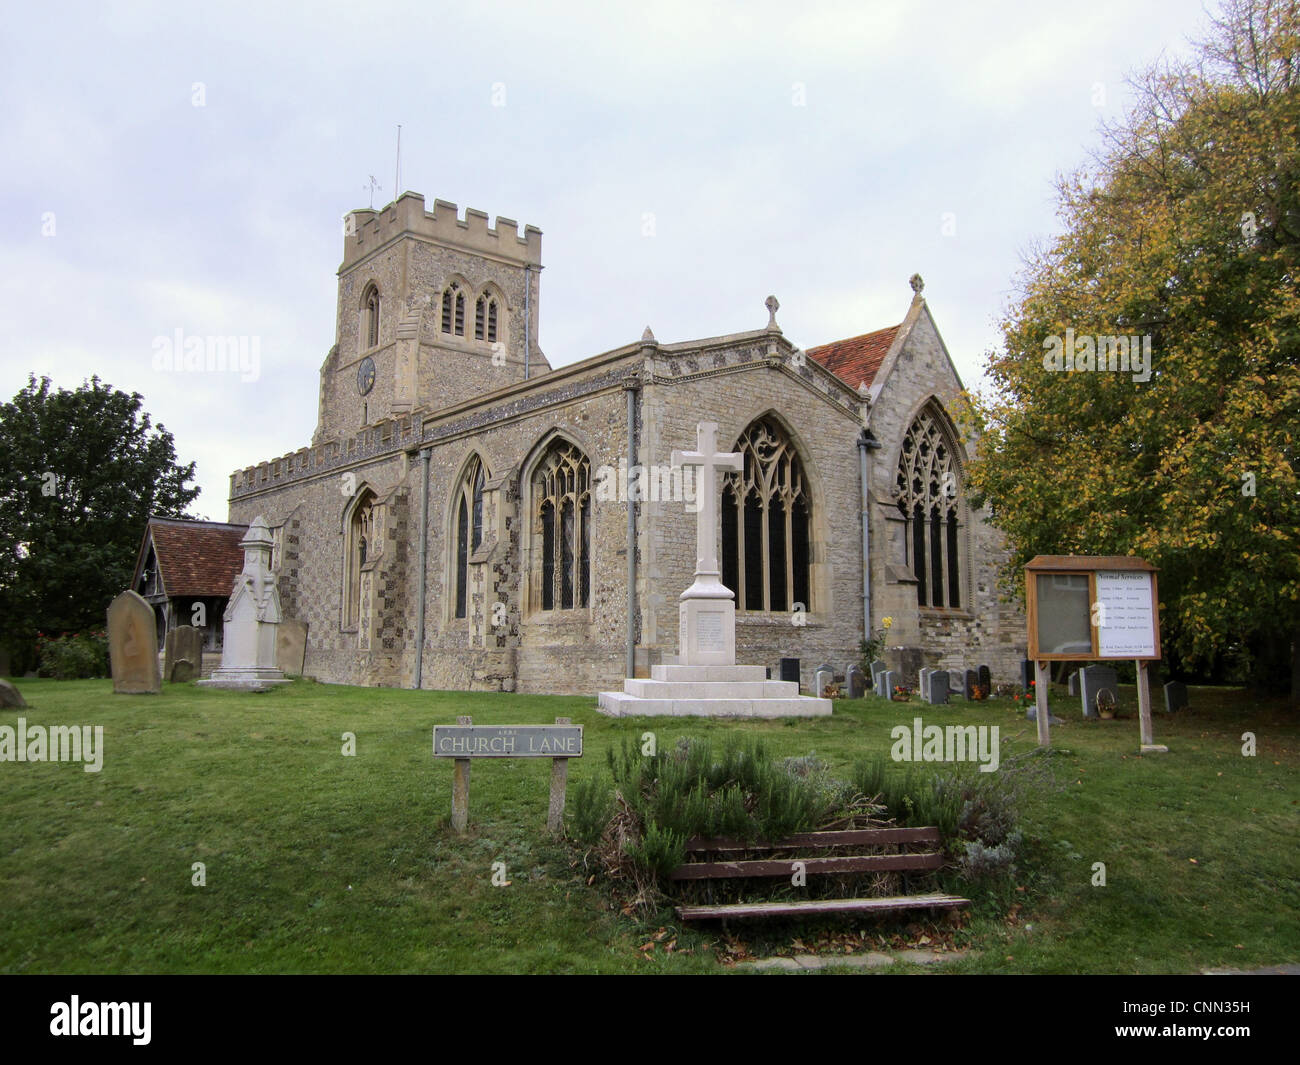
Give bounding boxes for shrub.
[567,772,614,847]
[36,631,109,679]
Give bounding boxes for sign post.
[433,716,584,834]
[1024,555,1165,753]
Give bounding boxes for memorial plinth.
[597,422,832,718]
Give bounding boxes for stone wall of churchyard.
[867,306,1027,685]
[637,333,871,693]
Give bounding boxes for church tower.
[313,193,547,443]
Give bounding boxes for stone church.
[224,192,1026,695]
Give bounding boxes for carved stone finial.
[909,273,924,295]
[641,325,656,343]
[765,295,780,330]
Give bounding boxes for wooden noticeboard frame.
[1023,555,1166,754]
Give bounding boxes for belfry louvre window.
[441,283,465,337]
[532,441,591,611]
[720,417,811,613]
[454,457,486,620]
[896,407,962,608]
[474,295,499,342]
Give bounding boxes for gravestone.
[1067,671,1080,697]
[0,678,28,709]
[107,590,161,694]
[978,665,991,693]
[846,664,867,699]
[1026,707,1064,725]
[1079,664,1120,719]
[877,669,897,699]
[1021,659,1034,690]
[869,659,887,686]
[198,516,291,691]
[814,666,835,699]
[277,618,309,676]
[164,625,203,683]
[1163,680,1189,714]
[918,668,933,698]
[925,670,949,705]
[779,657,800,684]
[965,669,979,699]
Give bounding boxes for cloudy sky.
[0,0,1211,516]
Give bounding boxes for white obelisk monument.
[597,421,831,717]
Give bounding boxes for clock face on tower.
[357,356,376,396]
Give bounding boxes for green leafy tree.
[962,0,1300,697]
[0,375,200,671]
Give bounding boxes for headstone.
[164,625,203,684]
[925,670,949,705]
[1067,670,1080,697]
[277,618,309,676]
[779,657,800,684]
[875,668,891,698]
[880,670,898,699]
[198,516,291,691]
[1163,680,1189,714]
[1021,659,1034,690]
[107,590,161,694]
[814,666,835,699]
[978,665,991,692]
[1026,707,1064,725]
[965,669,980,699]
[1079,664,1120,719]
[869,659,887,685]
[846,664,867,699]
[918,667,933,697]
[0,677,28,709]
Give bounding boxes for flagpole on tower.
[394,125,402,202]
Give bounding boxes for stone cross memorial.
[598,421,831,717]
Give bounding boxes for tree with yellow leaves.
[963,0,1300,697]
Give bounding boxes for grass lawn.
[1,677,1296,974]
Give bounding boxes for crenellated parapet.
[342,192,542,269]
[230,415,421,500]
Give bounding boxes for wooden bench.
[671,826,970,922]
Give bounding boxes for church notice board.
[1025,555,1160,661]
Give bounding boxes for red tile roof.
[806,324,900,390]
[138,517,247,598]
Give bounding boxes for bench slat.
[676,893,970,921]
[670,851,945,881]
[685,827,941,853]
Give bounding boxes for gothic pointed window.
[454,457,486,619]
[721,417,812,613]
[895,406,962,608]
[441,282,465,337]
[531,440,591,612]
[475,293,500,343]
[362,283,380,349]
[344,490,376,628]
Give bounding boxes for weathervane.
[364,176,381,209]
